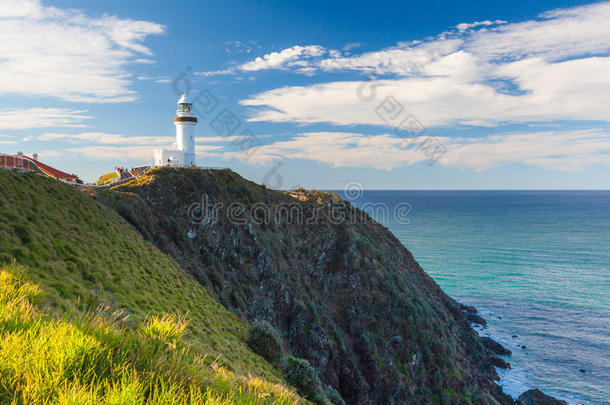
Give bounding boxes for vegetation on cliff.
[99,167,511,404]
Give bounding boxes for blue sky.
[1,0,610,189]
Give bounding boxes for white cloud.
[240,2,610,129]
[455,20,506,32]
[64,145,161,160]
[0,0,42,18]
[467,2,610,61]
[227,129,610,172]
[317,39,464,76]
[37,131,227,161]
[38,132,174,145]
[38,132,255,146]
[225,39,260,55]
[442,129,610,171]
[225,131,424,170]
[243,55,610,127]
[198,45,326,77]
[65,144,221,161]
[198,67,237,77]
[342,43,361,51]
[0,0,164,102]
[315,2,610,75]
[0,108,91,130]
[195,134,269,143]
[137,75,172,84]
[240,45,325,71]
[36,150,64,159]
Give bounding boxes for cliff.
[98,167,513,404]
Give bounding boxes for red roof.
[29,157,77,181]
[0,154,77,181]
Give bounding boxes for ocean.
[336,190,610,405]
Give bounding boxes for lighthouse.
[154,93,198,167]
[175,93,197,166]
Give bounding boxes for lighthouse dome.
[178,93,191,104]
[177,92,194,115]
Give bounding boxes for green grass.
[96,172,119,186]
[0,170,304,403]
[0,265,301,404]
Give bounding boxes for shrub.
[247,322,348,404]
[247,320,285,366]
[282,356,326,404]
[324,386,346,405]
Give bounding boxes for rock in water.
[464,311,488,326]
[480,336,512,355]
[488,356,511,369]
[517,389,567,405]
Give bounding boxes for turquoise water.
[338,191,610,405]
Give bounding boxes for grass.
[96,172,119,186]
[0,170,305,403]
[0,265,301,404]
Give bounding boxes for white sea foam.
[496,367,531,400]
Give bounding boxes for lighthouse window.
[179,103,192,113]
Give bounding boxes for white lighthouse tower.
[154,93,198,167]
[174,93,197,166]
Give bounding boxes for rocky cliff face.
[99,167,512,404]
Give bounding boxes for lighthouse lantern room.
[154,93,198,167]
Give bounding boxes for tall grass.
[0,265,303,404]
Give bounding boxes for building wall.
[154,149,185,167]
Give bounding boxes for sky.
[1,0,610,189]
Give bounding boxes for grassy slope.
[0,170,302,403]
[0,266,301,404]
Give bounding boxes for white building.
[154,93,198,167]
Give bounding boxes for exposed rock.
[480,337,512,355]
[492,385,517,405]
[449,299,488,326]
[451,298,486,326]
[517,389,566,405]
[488,356,511,369]
[451,299,479,314]
[465,312,488,326]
